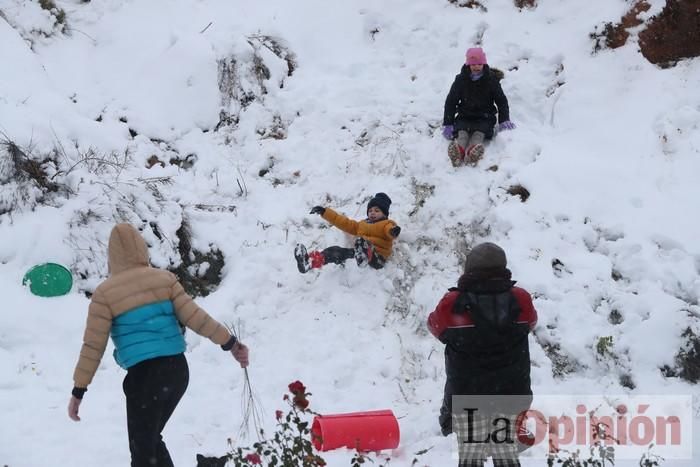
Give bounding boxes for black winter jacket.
[443,64,510,126]
[428,284,536,397]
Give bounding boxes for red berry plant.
[227,381,327,467]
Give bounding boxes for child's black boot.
[295,244,325,273]
[354,237,373,267]
[294,244,310,273]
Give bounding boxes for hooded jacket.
[72,224,231,389]
[321,208,397,258]
[443,64,510,126]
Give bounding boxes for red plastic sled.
[311,409,400,452]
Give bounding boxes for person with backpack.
[442,47,516,167]
[294,192,400,273]
[428,242,537,466]
[68,223,250,467]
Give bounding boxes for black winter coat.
[428,284,536,397]
[443,64,510,129]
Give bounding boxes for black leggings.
[123,353,189,467]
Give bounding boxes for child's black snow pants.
[123,353,189,467]
[322,237,386,269]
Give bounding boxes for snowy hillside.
[0,0,699,466]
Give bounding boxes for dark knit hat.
[464,242,507,273]
[367,192,391,217]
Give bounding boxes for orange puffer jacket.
[321,208,397,258]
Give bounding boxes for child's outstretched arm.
[318,208,359,235]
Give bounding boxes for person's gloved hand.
[499,121,516,131]
[389,226,401,238]
[442,125,454,140]
[309,206,326,215]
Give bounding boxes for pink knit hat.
[466,47,487,65]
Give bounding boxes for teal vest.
[111,300,186,369]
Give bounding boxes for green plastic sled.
[22,263,73,297]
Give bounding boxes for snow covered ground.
[0,0,699,465]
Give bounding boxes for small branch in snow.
[397,381,410,404]
[65,26,97,45]
[236,167,248,197]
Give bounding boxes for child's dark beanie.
[464,242,506,273]
[367,192,392,217]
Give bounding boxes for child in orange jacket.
[295,192,401,273]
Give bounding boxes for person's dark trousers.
[123,353,189,467]
[439,377,453,436]
[321,241,386,270]
[321,246,355,265]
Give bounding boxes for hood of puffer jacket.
[458,64,504,82]
[108,223,149,275]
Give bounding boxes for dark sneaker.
[466,143,485,166]
[447,141,464,167]
[354,238,370,267]
[294,244,310,273]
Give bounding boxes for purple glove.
[499,121,516,131]
[442,125,454,140]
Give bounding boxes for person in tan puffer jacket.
[294,192,401,273]
[68,223,249,467]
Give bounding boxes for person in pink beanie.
[442,47,516,167]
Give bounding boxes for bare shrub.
[0,137,69,214]
[39,0,67,32]
[168,215,225,297]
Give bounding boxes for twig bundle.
[226,320,264,440]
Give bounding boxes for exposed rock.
[506,184,530,202]
[608,309,624,325]
[146,155,165,169]
[514,0,537,9]
[448,0,487,12]
[590,1,650,52]
[589,0,700,67]
[619,373,636,389]
[639,0,700,68]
